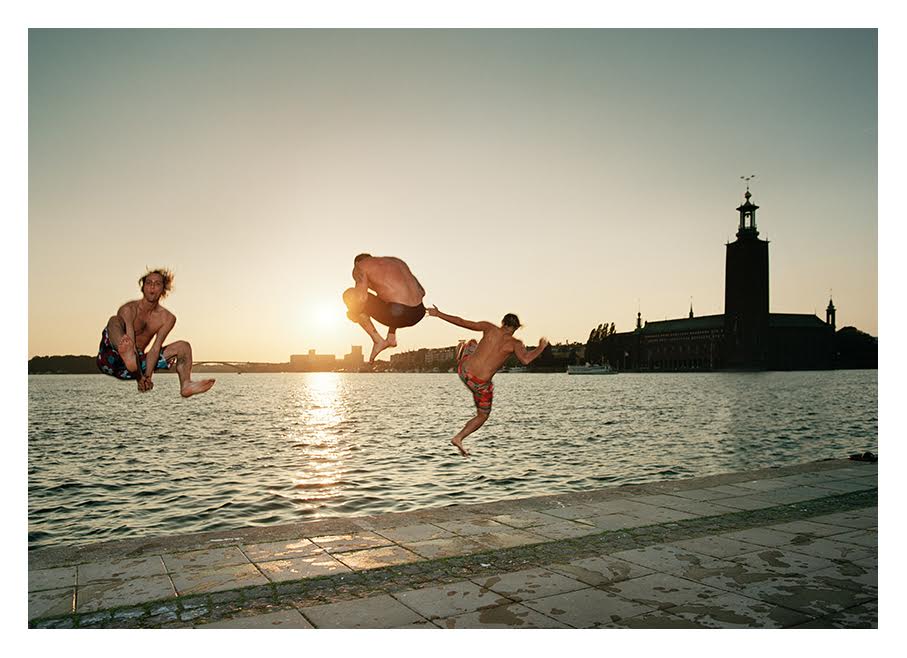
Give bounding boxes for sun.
[312,300,343,330]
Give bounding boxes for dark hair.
[139,268,174,299]
[354,253,372,264]
[502,313,521,329]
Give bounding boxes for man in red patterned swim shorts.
[428,306,548,457]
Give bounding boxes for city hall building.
[601,190,836,371]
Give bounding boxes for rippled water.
[28,370,877,550]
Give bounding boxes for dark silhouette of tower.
[724,189,769,368]
[826,297,836,330]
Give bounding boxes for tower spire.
[736,175,759,238]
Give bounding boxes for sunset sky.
[28,29,878,362]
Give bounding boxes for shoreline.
[28,458,877,628]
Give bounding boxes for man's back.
[359,257,425,306]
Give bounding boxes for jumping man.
[342,254,427,362]
[428,306,548,457]
[96,269,215,397]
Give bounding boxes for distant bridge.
[192,361,249,373]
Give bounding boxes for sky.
[28,29,878,362]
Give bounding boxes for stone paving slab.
[670,535,762,559]
[665,590,814,628]
[391,580,513,619]
[433,518,512,536]
[334,545,423,570]
[241,538,322,562]
[609,543,741,576]
[26,459,878,628]
[308,531,393,554]
[808,510,878,530]
[726,548,838,577]
[29,566,77,592]
[490,511,565,528]
[720,527,801,548]
[77,575,176,613]
[256,553,352,581]
[710,571,876,619]
[546,555,654,587]
[627,494,738,517]
[783,536,874,562]
[197,608,314,628]
[471,529,548,550]
[576,513,652,531]
[28,588,74,620]
[764,520,850,537]
[437,602,570,628]
[521,586,656,628]
[162,546,251,571]
[402,536,488,559]
[830,529,877,548]
[372,523,457,543]
[601,572,731,610]
[471,567,588,602]
[708,495,778,511]
[527,521,601,540]
[79,556,168,583]
[170,563,269,596]
[300,594,426,629]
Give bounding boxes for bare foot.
[116,335,138,372]
[451,438,470,458]
[369,337,390,363]
[180,379,216,398]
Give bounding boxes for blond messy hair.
[138,268,174,299]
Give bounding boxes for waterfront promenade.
[28,458,877,628]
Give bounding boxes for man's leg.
[451,411,488,458]
[162,340,216,397]
[106,315,138,373]
[356,314,392,363]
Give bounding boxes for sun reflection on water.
[289,373,348,510]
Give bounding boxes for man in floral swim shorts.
[96,269,215,397]
[428,306,548,457]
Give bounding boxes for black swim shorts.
[364,293,425,329]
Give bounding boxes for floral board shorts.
[456,339,494,415]
[96,327,174,380]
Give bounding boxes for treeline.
[28,355,98,374]
[835,326,878,369]
[584,321,617,365]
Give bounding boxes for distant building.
[390,346,457,371]
[342,345,365,371]
[598,189,836,371]
[290,349,337,372]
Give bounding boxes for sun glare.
[311,300,344,330]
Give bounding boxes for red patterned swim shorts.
[456,339,494,414]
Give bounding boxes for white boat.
[567,363,618,375]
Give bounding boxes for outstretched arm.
[427,305,495,332]
[514,337,549,365]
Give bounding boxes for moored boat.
[567,363,618,375]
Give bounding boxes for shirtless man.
[428,306,548,457]
[342,254,427,362]
[96,269,215,397]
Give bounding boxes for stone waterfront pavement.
[27,458,878,629]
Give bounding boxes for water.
[28,370,878,551]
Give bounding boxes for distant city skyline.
[28,29,877,361]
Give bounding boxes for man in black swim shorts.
[342,254,427,362]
